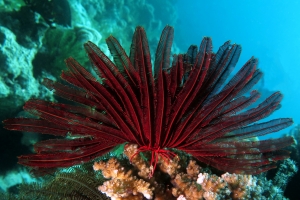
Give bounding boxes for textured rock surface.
[0,26,42,116]
[0,0,178,118]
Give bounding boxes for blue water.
[175,0,300,138]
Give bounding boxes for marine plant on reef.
[3,25,294,177]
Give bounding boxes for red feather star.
[3,26,294,176]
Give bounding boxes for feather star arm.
[3,25,294,176]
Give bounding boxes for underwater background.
[0,0,299,199]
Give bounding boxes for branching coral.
[3,143,296,199]
[94,144,296,200]
[123,143,152,179]
[172,162,230,200]
[94,144,177,199]
[94,157,154,200]
[221,173,256,199]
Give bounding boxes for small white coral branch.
[93,158,154,199]
[177,194,187,200]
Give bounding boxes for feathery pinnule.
[3,25,294,176]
